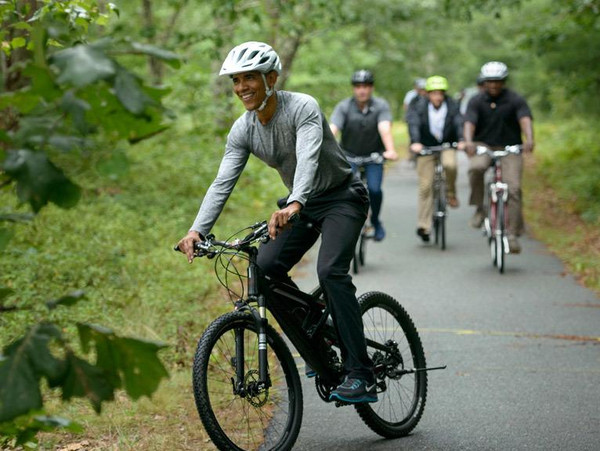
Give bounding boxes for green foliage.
[0,316,168,446]
[534,120,600,223]
[0,1,180,445]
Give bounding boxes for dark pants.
[257,178,375,382]
[350,162,384,227]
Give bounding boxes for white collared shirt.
[428,101,448,142]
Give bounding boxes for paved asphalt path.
[290,153,600,451]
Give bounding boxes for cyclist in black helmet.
[330,70,399,242]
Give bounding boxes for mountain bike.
[177,219,444,450]
[418,143,457,250]
[346,152,385,274]
[477,144,522,273]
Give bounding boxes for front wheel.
[355,292,428,438]
[193,311,303,451]
[496,198,506,274]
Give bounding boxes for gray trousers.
[468,153,524,236]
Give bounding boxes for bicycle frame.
[419,143,456,249]
[478,145,522,256]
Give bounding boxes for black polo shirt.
[464,88,532,146]
[330,96,392,156]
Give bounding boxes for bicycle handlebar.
[346,152,385,165]
[418,142,458,156]
[475,144,522,158]
[174,215,300,258]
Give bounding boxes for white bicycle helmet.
[219,41,281,112]
[480,61,508,81]
[219,41,282,76]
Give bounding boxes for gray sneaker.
[329,377,378,404]
[508,235,521,254]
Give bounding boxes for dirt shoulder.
[524,157,600,297]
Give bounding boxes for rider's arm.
[377,120,398,160]
[329,123,339,137]
[329,99,347,139]
[405,101,422,152]
[286,95,323,209]
[518,116,535,153]
[463,121,476,155]
[184,119,251,253]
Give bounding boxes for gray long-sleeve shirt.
[190,90,352,235]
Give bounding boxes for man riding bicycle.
[407,75,464,242]
[464,61,535,253]
[329,70,398,242]
[177,41,377,404]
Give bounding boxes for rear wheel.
[355,292,427,438]
[193,311,303,451]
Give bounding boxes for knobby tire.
[355,292,428,438]
[192,311,303,451]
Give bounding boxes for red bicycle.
[477,144,522,273]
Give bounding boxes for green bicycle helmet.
[425,75,449,92]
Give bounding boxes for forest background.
[1,0,599,449]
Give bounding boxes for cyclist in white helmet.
[178,41,378,404]
[464,61,535,253]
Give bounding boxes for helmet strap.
[257,72,274,112]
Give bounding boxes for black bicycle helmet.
[351,70,375,85]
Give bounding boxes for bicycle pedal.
[334,400,352,408]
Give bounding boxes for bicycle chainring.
[314,376,336,402]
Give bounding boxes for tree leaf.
[46,290,86,310]
[61,352,114,413]
[60,90,92,134]
[114,67,154,115]
[0,324,65,422]
[77,323,169,400]
[113,336,169,399]
[50,44,116,87]
[80,84,169,143]
[2,149,81,212]
[128,41,182,68]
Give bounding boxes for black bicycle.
[346,152,385,274]
[418,143,457,250]
[178,219,443,450]
[477,144,522,273]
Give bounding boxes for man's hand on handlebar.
[177,230,202,264]
[268,201,302,240]
[410,143,423,154]
[464,141,477,156]
[383,149,399,161]
[522,141,535,153]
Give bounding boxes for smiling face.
[231,70,277,111]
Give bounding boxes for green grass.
[1,126,287,448]
[523,118,600,294]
